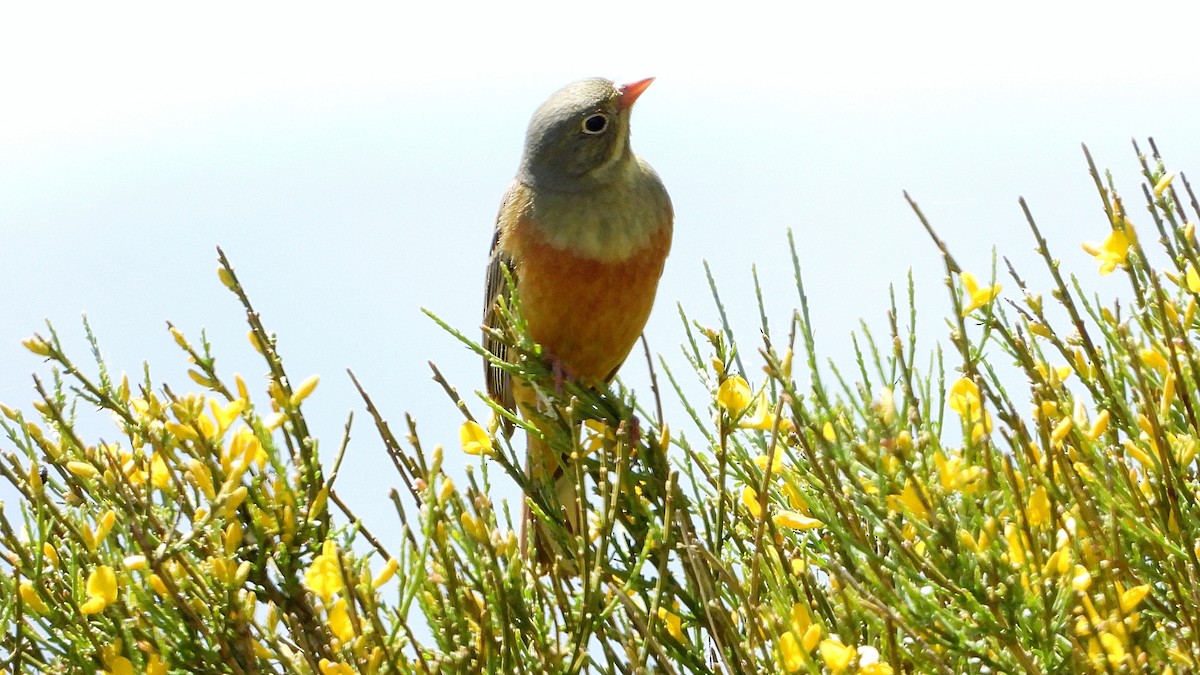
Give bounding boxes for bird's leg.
[628,414,641,446]
[548,356,574,396]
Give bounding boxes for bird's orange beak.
[617,77,655,111]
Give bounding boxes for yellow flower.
[754,453,785,475]
[1120,584,1151,613]
[790,601,817,641]
[81,565,118,614]
[149,453,171,491]
[318,659,356,675]
[819,638,857,673]
[1097,631,1127,666]
[372,557,399,590]
[959,272,1002,315]
[289,375,320,407]
[1186,264,1200,293]
[886,479,929,521]
[741,390,794,432]
[328,598,355,642]
[948,378,982,418]
[1140,348,1168,374]
[948,378,992,442]
[146,654,168,675]
[858,646,894,675]
[822,421,836,441]
[1027,486,1051,527]
[1154,171,1176,197]
[304,540,344,601]
[717,377,753,417]
[226,428,268,470]
[773,510,824,531]
[1004,523,1028,568]
[934,451,982,494]
[742,486,763,519]
[67,461,99,478]
[148,574,169,596]
[1071,564,1092,592]
[19,582,49,614]
[779,631,804,672]
[459,420,494,456]
[580,419,614,455]
[1082,225,1133,275]
[657,606,684,641]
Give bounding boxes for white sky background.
[3,2,1199,554]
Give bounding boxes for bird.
[482,77,673,566]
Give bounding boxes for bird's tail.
[520,428,582,571]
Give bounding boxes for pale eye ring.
[582,113,608,134]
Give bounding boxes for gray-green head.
[518,77,655,193]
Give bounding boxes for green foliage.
[3,141,1199,673]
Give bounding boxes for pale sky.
[3,2,1199,547]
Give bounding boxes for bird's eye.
[582,113,608,134]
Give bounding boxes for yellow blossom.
[67,461,99,478]
[742,486,763,519]
[773,510,824,530]
[459,420,494,456]
[1005,523,1028,568]
[1097,631,1127,666]
[1082,225,1133,275]
[149,453,171,491]
[887,479,929,521]
[81,565,118,614]
[790,601,812,634]
[318,659,356,675]
[148,574,168,596]
[1087,410,1110,442]
[19,582,49,614]
[328,598,355,642]
[741,390,794,432]
[146,654,168,675]
[290,375,320,407]
[1154,171,1176,197]
[779,632,804,672]
[22,335,52,356]
[948,378,992,441]
[959,272,1002,315]
[304,540,344,601]
[1034,361,1072,385]
[1185,263,1200,294]
[783,483,810,513]
[43,543,59,567]
[1120,584,1151,613]
[1027,486,1051,527]
[819,639,857,673]
[210,397,245,436]
[657,606,684,641]
[372,558,399,590]
[1071,565,1092,592]
[858,646,893,675]
[822,421,836,442]
[1141,348,1168,374]
[122,555,147,571]
[461,513,489,543]
[92,510,117,548]
[934,451,982,494]
[717,377,753,417]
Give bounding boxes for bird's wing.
[483,187,518,421]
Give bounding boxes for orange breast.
[504,218,671,384]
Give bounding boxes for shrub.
[2,140,1197,673]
